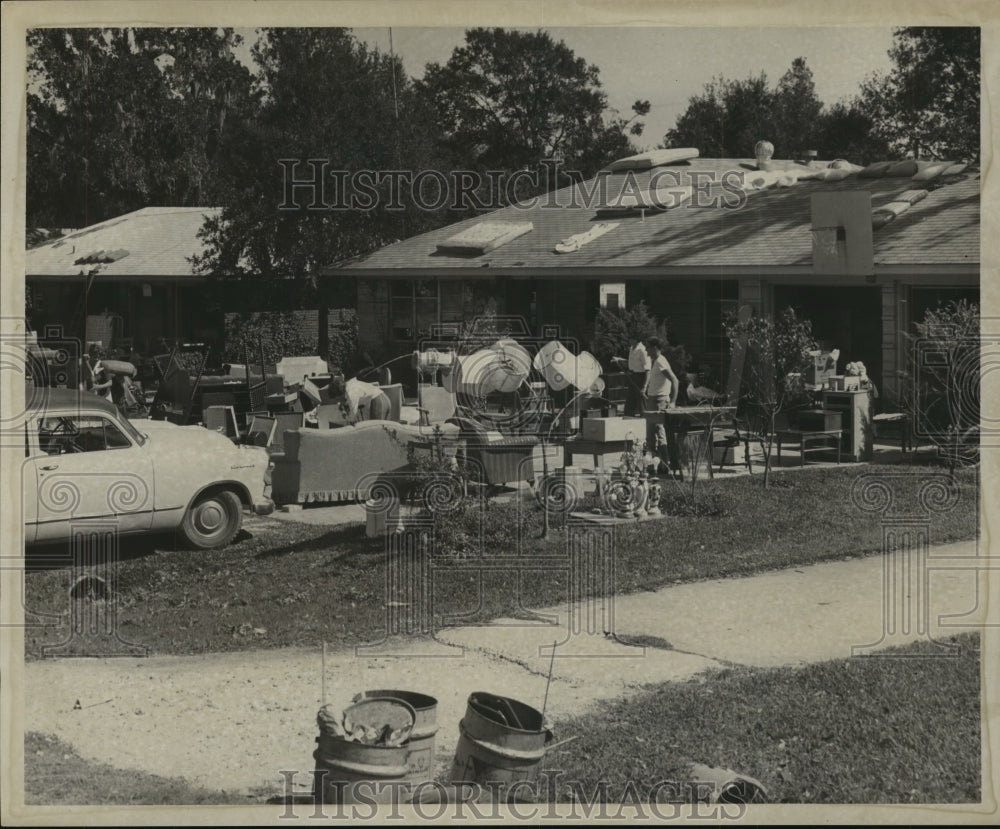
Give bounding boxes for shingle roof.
[25,207,220,277]
[342,159,979,273]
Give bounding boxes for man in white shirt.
[642,337,679,412]
[643,337,680,463]
[626,340,651,416]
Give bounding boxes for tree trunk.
[762,411,776,488]
[317,304,330,362]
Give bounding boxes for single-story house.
[334,155,979,405]
[24,206,353,357]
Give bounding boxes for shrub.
[590,301,668,367]
[224,312,318,365]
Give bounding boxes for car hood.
[140,423,262,462]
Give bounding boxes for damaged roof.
[340,158,979,274]
[25,207,221,278]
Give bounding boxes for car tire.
[180,489,243,549]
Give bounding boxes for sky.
[234,26,896,152]
[351,27,897,151]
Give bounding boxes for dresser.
[821,389,872,461]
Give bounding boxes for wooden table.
[562,437,636,473]
[775,429,842,466]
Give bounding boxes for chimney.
[810,191,873,276]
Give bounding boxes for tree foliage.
[192,28,450,358]
[664,72,775,158]
[590,301,667,366]
[417,28,649,197]
[858,27,980,160]
[27,27,255,228]
[663,56,888,162]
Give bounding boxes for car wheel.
[180,490,243,549]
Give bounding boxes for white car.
[23,388,274,549]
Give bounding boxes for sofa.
[271,421,463,505]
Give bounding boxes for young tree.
[726,307,818,488]
[858,27,980,161]
[417,28,649,199]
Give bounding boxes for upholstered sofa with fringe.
[270,421,463,505]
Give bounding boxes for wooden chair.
[416,384,457,426]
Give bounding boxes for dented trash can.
[450,692,552,789]
[353,690,438,787]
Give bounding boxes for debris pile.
[316,699,414,747]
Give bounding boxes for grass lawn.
[23,463,979,658]
[22,732,263,805]
[544,633,981,804]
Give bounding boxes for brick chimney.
[810,191,874,276]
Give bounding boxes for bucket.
[313,734,410,805]
[353,690,439,786]
[449,692,552,788]
[314,697,415,805]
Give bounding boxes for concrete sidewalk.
[23,540,989,795]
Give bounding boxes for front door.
[31,413,154,543]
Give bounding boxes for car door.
[31,412,154,543]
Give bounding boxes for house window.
[390,280,439,341]
[599,282,625,309]
[704,280,738,353]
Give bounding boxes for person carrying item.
[91,360,112,399]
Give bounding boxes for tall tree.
[813,101,891,165]
[771,57,823,158]
[664,72,776,157]
[417,28,649,197]
[26,27,254,228]
[192,28,444,358]
[858,27,980,160]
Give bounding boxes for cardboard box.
[581,416,646,443]
[828,375,861,391]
